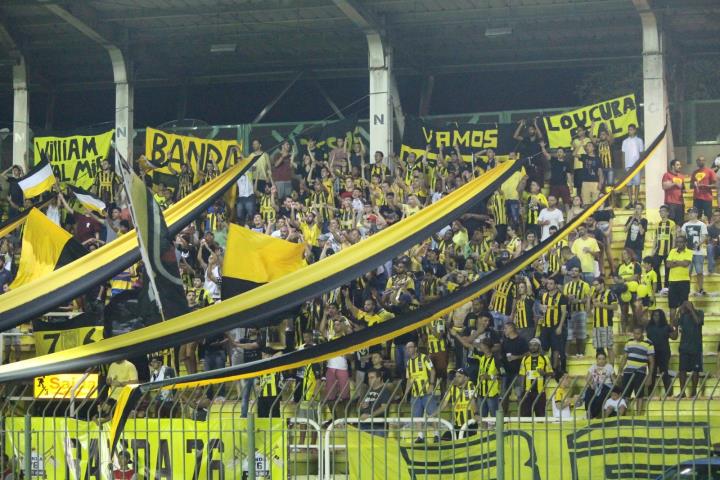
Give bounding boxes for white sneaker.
[660,288,669,296]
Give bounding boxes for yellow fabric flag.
[9,208,86,289]
[222,223,306,295]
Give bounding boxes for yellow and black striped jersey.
[540,291,566,327]
[654,219,676,257]
[490,280,515,316]
[563,280,590,313]
[592,288,617,327]
[406,353,434,397]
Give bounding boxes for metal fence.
[2,371,720,479]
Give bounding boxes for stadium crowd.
[1,120,718,433]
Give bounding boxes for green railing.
[2,372,720,479]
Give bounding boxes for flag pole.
[116,151,167,322]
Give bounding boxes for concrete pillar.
[367,32,393,163]
[635,0,669,210]
[108,47,133,165]
[12,56,29,169]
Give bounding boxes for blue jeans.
[235,195,256,225]
[395,344,407,379]
[240,378,255,417]
[478,396,499,417]
[505,200,521,227]
[708,244,718,273]
[204,350,227,397]
[411,394,437,418]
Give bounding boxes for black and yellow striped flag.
[9,208,86,289]
[121,160,189,321]
[221,224,306,298]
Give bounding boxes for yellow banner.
[347,416,719,479]
[33,325,104,356]
[543,94,639,148]
[33,131,114,190]
[144,127,243,184]
[33,373,99,399]
[5,416,285,479]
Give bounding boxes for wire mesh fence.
[1,372,720,479]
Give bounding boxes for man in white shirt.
[681,207,709,295]
[538,195,565,241]
[621,124,644,207]
[235,170,255,225]
[250,139,271,190]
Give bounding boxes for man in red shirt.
[690,156,717,222]
[661,159,686,226]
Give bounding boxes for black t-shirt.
[549,158,570,187]
[501,335,529,375]
[7,178,23,207]
[359,387,391,416]
[239,337,263,363]
[379,204,401,220]
[518,136,542,160]
[646,323,672,353]
[349,152,363,171]
[580,154,601,183]
[624,217,648,252]
[202,333,227,354]
[708,224,720,243]
[589,226,606,245]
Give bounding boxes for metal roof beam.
[41,0,133,162]
[332,0,384,34]
[41,1,125,50]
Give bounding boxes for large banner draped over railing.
[0,160,520,382]
[346,417,716,480]
[33,131,114,190]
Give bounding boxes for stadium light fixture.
[485,27,512,37]
[210,43,237,53]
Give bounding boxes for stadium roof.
[0,0,719,92]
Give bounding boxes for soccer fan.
[621,124,644,207]
[620,326,655,412]
[518,338,553,417]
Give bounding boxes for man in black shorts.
[666,235,693,323]
[676,301,704,398]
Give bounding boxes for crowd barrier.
[1,372,719,479]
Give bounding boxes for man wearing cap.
[519,338,553,417]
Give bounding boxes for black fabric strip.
[0,160,521,381]
[220,277,259,300]
[57,238,89,268]
[32,310,102,331]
